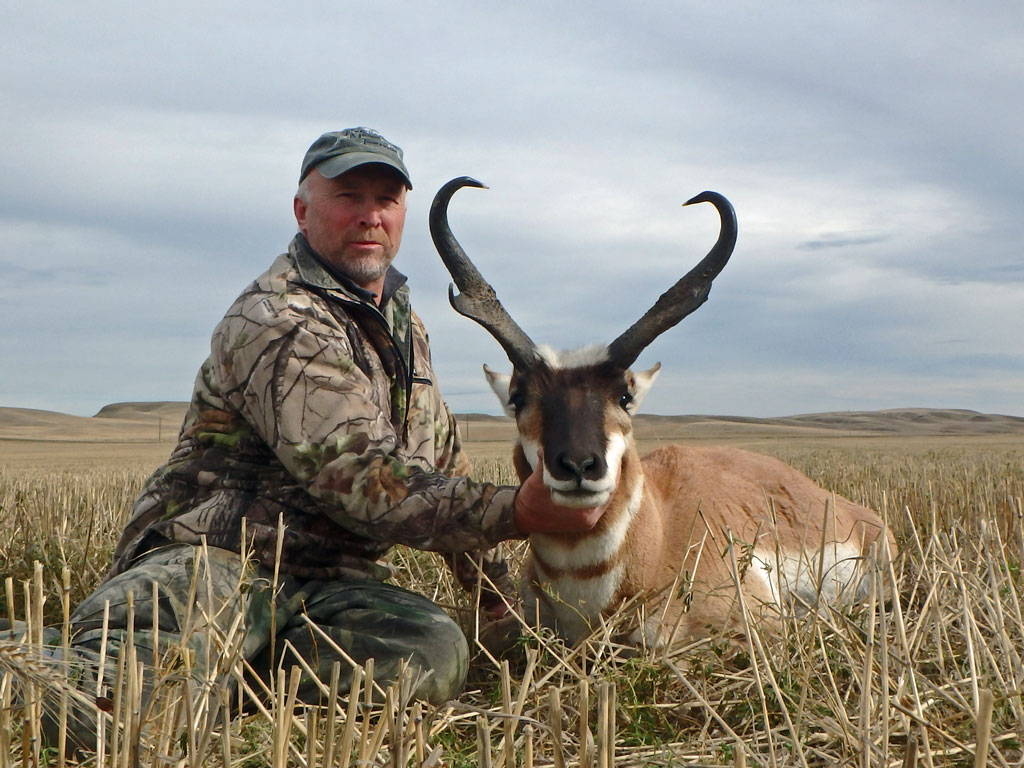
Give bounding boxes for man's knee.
[413,610,470,703]
[296,580,470,704]
[362,583,469,702]
[71,544,249,637]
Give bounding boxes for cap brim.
[315,153,413,189]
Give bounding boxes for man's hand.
[513,453,605,534]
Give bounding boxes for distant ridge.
[94,401,190,420]
[1,404,1023,442]
[461,407,1024,437]
[626,408,1024,436]
[0,402,189,442]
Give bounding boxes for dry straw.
[1,440,1023,765]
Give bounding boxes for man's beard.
[334,252,394,286]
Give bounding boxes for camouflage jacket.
[112,234,520,600]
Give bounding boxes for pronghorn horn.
[430,176,538,371]
[607,191,737,369]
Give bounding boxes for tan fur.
[510,387,897,646]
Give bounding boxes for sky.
[2,1,1022,418]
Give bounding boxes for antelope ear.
[625,362,661,414]
[483,364,516,417]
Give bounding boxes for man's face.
[294,165,408,288]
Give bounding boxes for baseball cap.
[299,128,412,189]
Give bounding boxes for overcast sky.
[2,1,1022,418]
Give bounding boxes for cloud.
[1,0,1022,418]
[797,234,891,251]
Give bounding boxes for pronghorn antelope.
[430,177,897,646]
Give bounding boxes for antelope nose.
[556,454,599,483]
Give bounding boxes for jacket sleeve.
[435,399,518,606]
[213,289,523,554]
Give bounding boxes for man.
[58,128,601,742]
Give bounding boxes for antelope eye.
[508,392,526,412]
[619,392,634,410]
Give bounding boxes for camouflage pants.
[55,544,468,751]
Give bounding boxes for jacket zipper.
[322,289,415,439]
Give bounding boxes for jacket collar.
[290,233,408,307]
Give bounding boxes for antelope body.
[431,178,896,645]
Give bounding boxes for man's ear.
[293,196,307,233]
[483,364,516,418]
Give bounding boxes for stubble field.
[1,406,1023,766]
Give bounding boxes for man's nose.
[357,204,384,227]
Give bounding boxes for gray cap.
[299,128,412,188]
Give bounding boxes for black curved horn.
[606,191,737,369]
[429,177,538,371]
